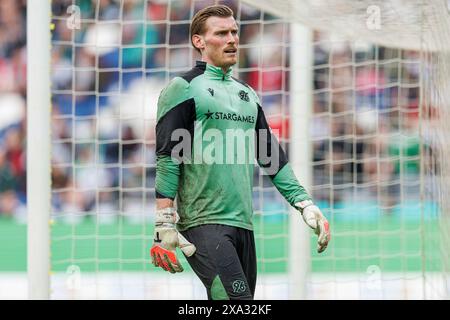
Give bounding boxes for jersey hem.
[177,220,253,232]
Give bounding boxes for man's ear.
[192,34,205,52]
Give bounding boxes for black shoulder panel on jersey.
[180,61,207,83]
[231,76,250,88]
[156,98,196,158]
[255,104,289,179]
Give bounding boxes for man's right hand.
[150,207,196,273]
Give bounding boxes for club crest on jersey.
[207,88,214,96]
[238,90,249,102]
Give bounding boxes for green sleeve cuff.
[155,155,180,199]
[271,163,312,207]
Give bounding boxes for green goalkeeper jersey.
[155,61,311,231]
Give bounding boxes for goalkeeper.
[151,5,330,300]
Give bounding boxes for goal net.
[45,0,450,299]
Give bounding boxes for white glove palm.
[295,201,331,253]
[150,208,196,273]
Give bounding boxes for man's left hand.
[295,201,331,253]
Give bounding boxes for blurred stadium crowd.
[0,0,422,221]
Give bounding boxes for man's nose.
[227,32,236,43]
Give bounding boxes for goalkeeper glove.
[295,200,330,253]
[150,207,196,273]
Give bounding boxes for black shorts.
[180,224,257,300]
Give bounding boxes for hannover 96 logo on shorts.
[232,279,247,293]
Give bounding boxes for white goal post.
[288,23,313,299]
[27,0,52,299]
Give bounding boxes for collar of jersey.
[196,61,232,81]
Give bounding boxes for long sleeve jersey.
[155,61,311,231]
